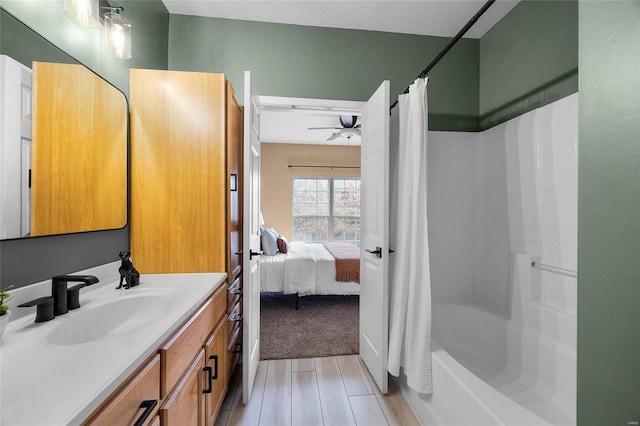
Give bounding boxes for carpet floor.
[260,292,359,360]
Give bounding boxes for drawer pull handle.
[230,313,243,322]
[133,400,157,426]
[209,354,219,380]
[203,366,213,394]
[230,287,243,296]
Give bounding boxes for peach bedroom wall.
[260,143,361,240]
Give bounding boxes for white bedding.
[259,241,360,296]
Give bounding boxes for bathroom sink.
[47,290,176,345]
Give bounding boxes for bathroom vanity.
[0,271,228,425]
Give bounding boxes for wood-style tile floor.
[215,355,420,426]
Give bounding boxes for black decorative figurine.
[117,251,140,289]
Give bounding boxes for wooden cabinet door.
[204,320,228,424]
[130,69,226,274]
[84,355,160,426]
[160,350,206,426]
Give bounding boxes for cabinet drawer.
[226,321,242,381]
[227,276,242,312]
[159,350,205,426]
[159,284,226,398]
[228,299,242,335]
[228,297,242,321]
[85,355,160,426]
[227,319,242,353]
[211,283,227,325]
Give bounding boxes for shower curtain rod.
[390,0,496,110]
[288,164,360,169]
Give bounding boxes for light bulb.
[104,11,132,59]
[65,0,99,28]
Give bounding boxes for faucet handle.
[67,284,89,310]
[18,297,55,323]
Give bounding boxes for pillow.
[277,235,289,254]
[261,227,278,256]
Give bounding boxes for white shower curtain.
[388,77,432,394]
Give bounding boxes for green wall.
[0,0,169,96]
[578,1,640,424]
[0,0,169,288]
[0,8,76,65]
[168,15,480,132]
[479,0,578,130]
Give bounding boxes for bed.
[259,241,360,297]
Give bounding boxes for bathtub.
[398,302,576,426]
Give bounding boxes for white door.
[359,80,390,393]
[242,70,262,403]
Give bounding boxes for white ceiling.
[259,96,366,146]
[162,1,520,39]
[162,0,520,145]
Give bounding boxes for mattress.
[259,251,286,293]
[259,241,360,296]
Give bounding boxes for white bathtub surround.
[388,78,433,393]
[502,94,578,318]
[427,131,479,304]
[395,94,578,425]
[0,270,226,425]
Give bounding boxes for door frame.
[243,93,393,399]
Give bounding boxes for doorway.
[258,95,364,360]
[243,76,391,401]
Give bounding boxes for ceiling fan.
[308,115,361,141]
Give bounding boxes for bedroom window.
[292,177,361,245]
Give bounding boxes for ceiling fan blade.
[308,127,342,130]
[326,131,342,141]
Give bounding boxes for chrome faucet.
[52,275,99,315]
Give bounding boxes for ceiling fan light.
[339,115,358,128]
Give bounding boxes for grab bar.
[531,261,577,279]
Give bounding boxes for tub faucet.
[52,275,99,315]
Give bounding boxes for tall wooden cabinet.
[129,69,244,420]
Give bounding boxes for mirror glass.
[0,7,128,240]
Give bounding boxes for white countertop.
[0,271,227,425]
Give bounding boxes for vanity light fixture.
[64,0,99,28]
[103,6,132,59]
